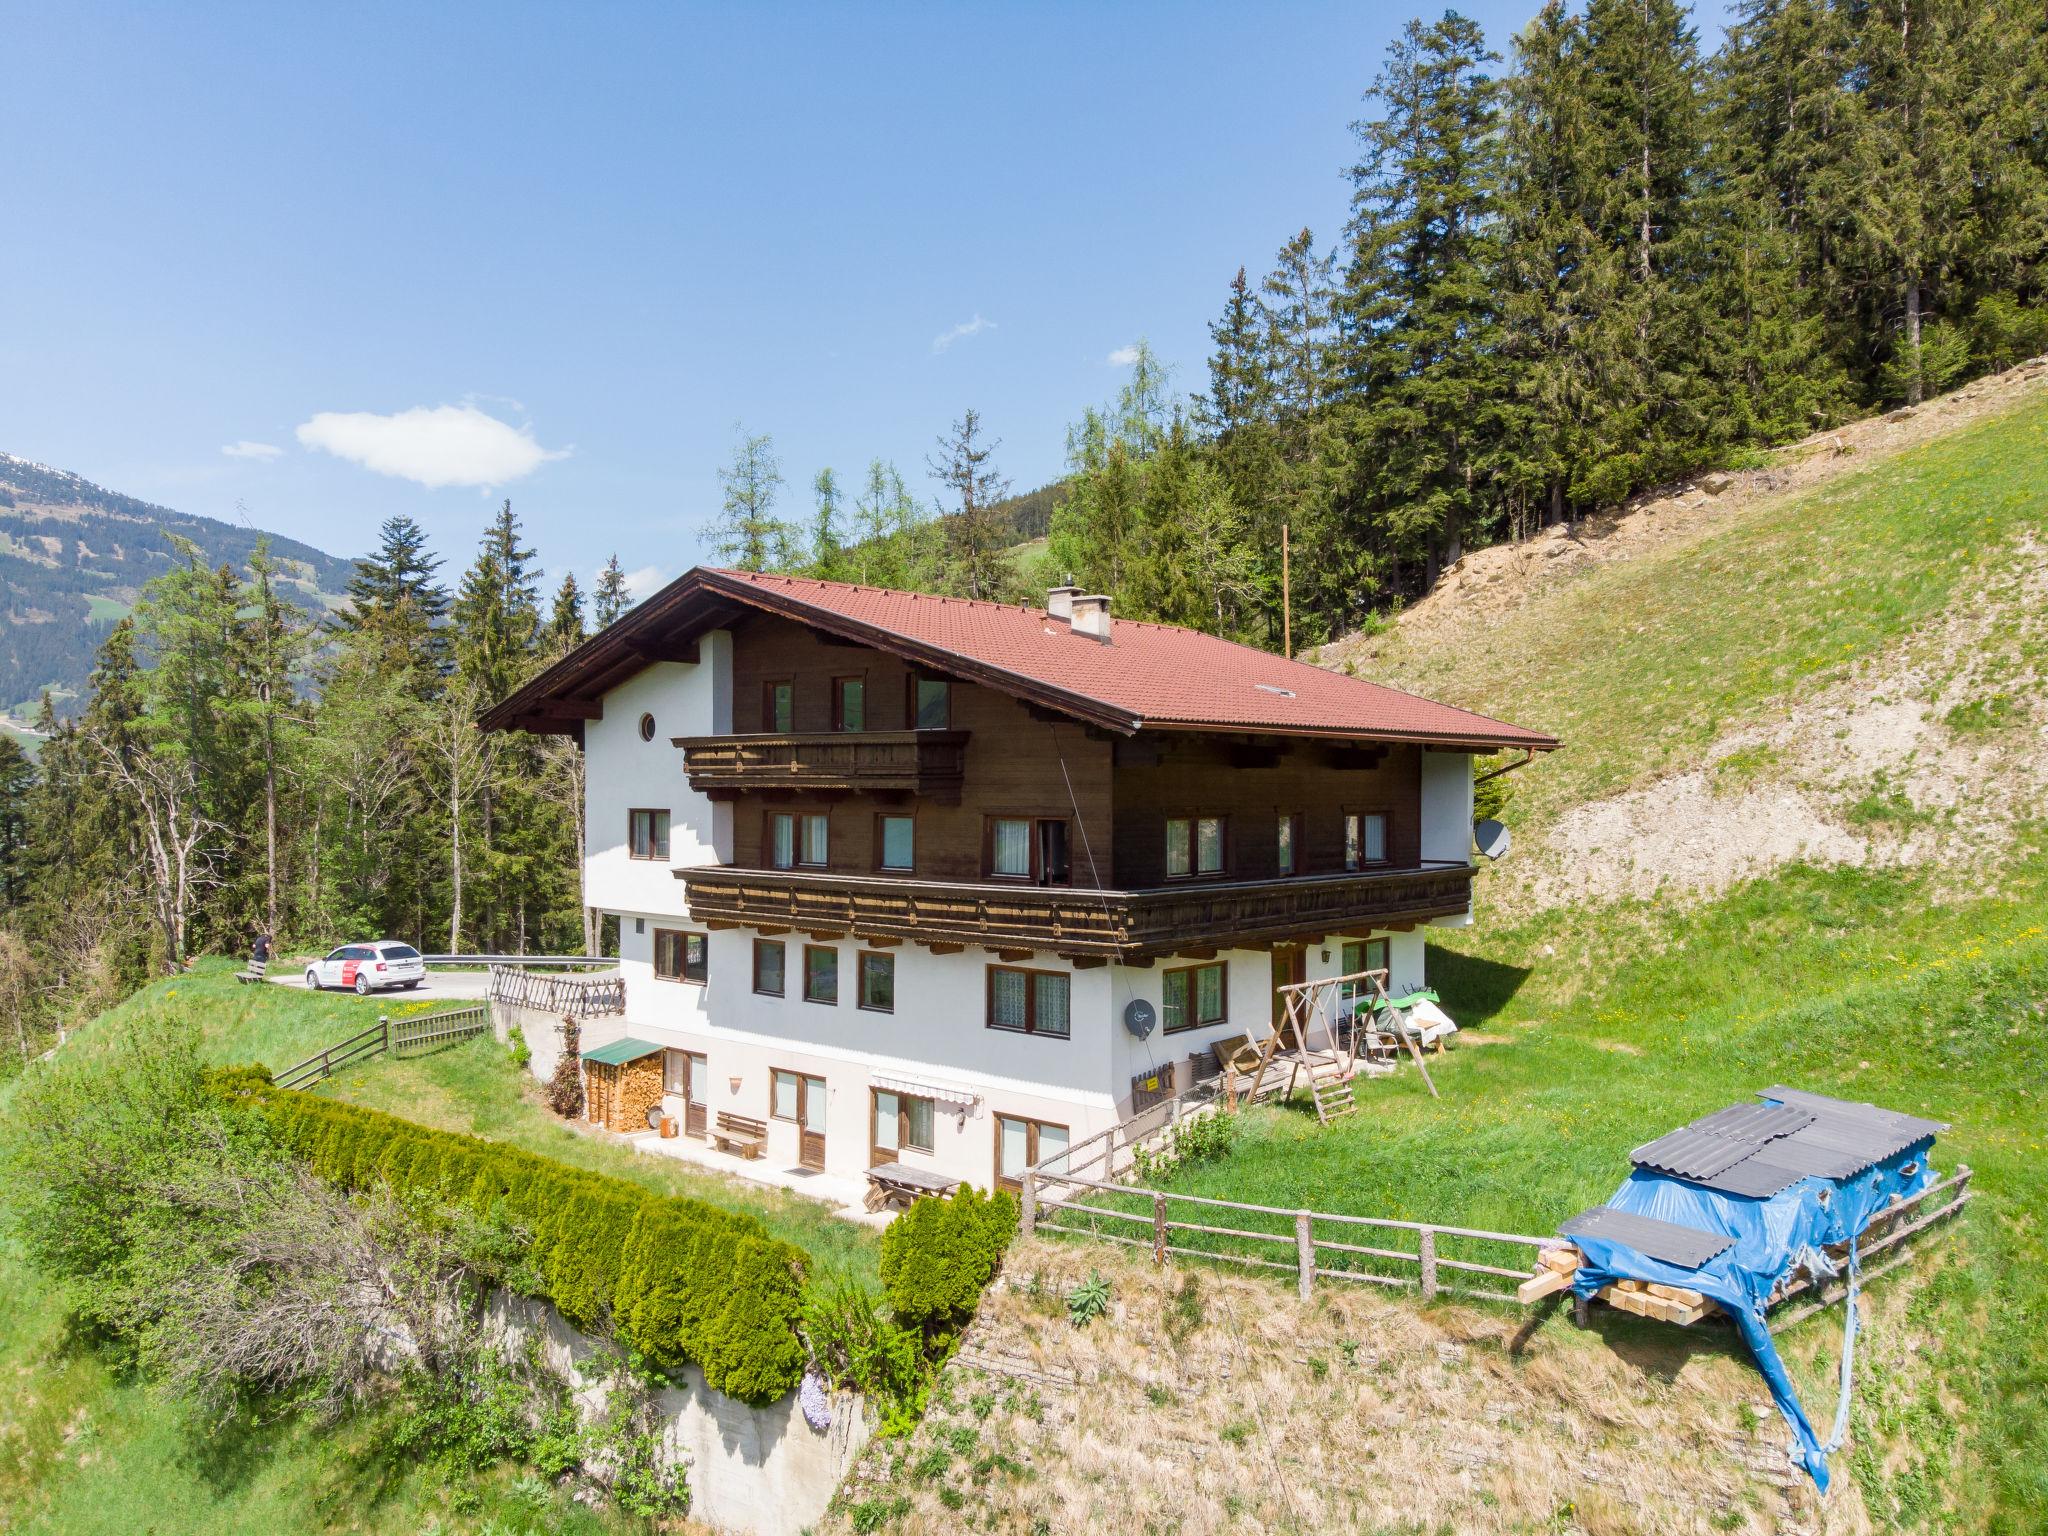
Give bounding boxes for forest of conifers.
[0,0,2041,1062]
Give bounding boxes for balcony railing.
[678,862,1475,960]
[673,730,970,802]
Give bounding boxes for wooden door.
[1271,944,1308,1047]
[683,1052,708,1137]
[799,1074,827,1170]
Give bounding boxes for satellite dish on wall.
[1474,819,1511,861]
[1123,998,1158,1039]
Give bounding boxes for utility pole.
[1282,522,1292,657]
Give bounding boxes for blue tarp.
[1570,1131,1939,1490]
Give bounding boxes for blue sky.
[2,0,1730,600]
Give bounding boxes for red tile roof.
[482,566,1556,751]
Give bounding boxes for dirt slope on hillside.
[823,1236,1950,1535]
[1318,360,2048,914]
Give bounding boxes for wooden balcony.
[673,730,971,803]
[678,862,1475,961]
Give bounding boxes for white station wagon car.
[306,940,427,994]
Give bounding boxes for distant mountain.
[0,453,355,715]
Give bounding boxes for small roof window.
[1253,683,1297,698]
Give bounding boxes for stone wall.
[488,1293,869,1536]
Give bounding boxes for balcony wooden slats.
[679,863,1474,959]
[675,730,970,801]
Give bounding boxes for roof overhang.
[478,566,1560,752]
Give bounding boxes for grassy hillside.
[839,383,2048,1533]
[0,965,880,1536]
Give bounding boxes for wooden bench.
[712,1111,768,1160]
[235,959,270,985]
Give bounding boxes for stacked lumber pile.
[1515,1245,1722,1325]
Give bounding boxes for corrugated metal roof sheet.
[581,1036,666,1067]
[1559,1206,1735,1269]
[1630,1088,1945,1196]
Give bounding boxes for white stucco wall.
[583,631,732,920]
[1419,748,1476,929]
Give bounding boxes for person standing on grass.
[252,932,272,966]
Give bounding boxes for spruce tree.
[544,572,586,652]
[807,468,845,580]
[592,555,632,627]
[927,410,1013,601]
[452,501,542,704]
[339,514,449,676]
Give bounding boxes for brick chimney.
[1046,583,1081,621]
[1069,593,1112,643]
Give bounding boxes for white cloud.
[1105,344,1142,367]
[621,565,667,601]
[931,313,995,354]
[221,440,283,460]
[294,403,569,488]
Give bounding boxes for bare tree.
[92,737,222,969]
[427,678,497,954]
[539,734,593,955]
[927,409,1014,601]
[0,929,38,1065]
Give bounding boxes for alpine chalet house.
[482,570,1555,1194]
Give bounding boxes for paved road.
[268,968,493,1002]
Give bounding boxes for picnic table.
[864,1161,960,1212]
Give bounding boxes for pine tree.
[453,501,542,703]
[710,429,788,573]
[927,410,1013,601]
[544,573,585,652]
[1343,12,1510,581]
[339,514,449,677]
[592,555,632,627]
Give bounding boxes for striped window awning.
[582,1037,666,1067]
[871,1071,979,1108]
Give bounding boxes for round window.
[638,713,656,742]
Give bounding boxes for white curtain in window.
[904,1095,935,1153]
[990,969,1028,1029]
[772,815,795,868]
[1363,814,1386,862]
[773,1071,798,1120]
[1036,1123,1070,1177]
[1035,973,1071,1037]
[999,1116,1029,1178]
[803,814,829,865]
[800,1078,825,1132]
[992,818,1030,875]
[873,1091,900,1152]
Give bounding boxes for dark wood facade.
[669,612,1469,956]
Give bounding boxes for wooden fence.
[274,1005,490,1090]
[1021,1170,1553,1304]
[487,966,625,1016]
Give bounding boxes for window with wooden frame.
[858,951,894,1012]
[1162,959,1227,1034]
[872,1089,935,1158]
[771,1068,801,1121]
[767,811,795,869]
[1344,811,1389,870]
[986,965,1071,1038]
[985,816,1070,884]
[876,814,915,872]
[801,811,830,867]
[1164,815,1226,878]
[1277,812,1302,876]
[753,938,786,996]
[909,674,951,730]
[763,679,794,733]
[652,928,707,984]
[803,944,839,1005]
[628,808,670,860]
[831,675,866,732]
[995,1113,1070,1189]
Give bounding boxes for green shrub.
[208,1071,809,1405]
[879,1184,1018,1336]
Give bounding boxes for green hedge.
[210,1069,807,1404]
